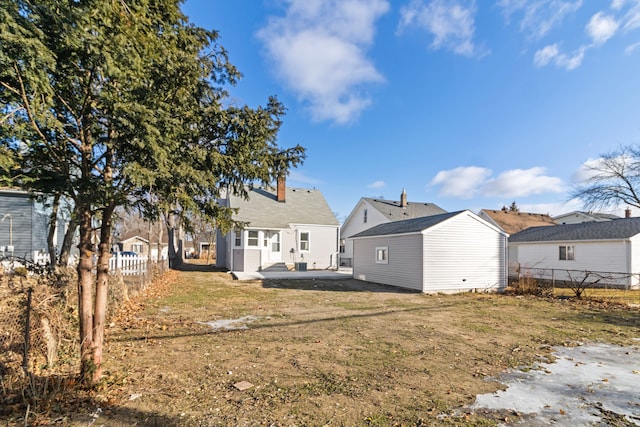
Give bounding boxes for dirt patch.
[8,266,639,426]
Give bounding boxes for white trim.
[299,230,310,252]
[375,246,388,264]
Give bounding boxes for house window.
[248,230,259,247]
[364,209,368,223]
[131,244,143,254]
[559,245,574,261]
[271,233,280,252]
[234,231,241,247]
[299,231,310,251]
[375,247,388,264]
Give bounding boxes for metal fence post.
[23,287,33,375]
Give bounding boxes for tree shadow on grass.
[174,262,226,273]
[1,373,183,427]
[80,405,185,427]
[262,278,420,293]
[557,307,640,330]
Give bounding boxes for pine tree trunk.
[92,204,114,383]
[167,213,183,269]
[77,205,95,384]
[46,194,60,268]
[59,212,78,267]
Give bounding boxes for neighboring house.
[478,208,557,234]
[350,210,508,293]
[216,177,340,272]
[114,224,169,260]
[0,188,70,261]
[509,218,640,289]
[553,210,623,225]
[340,190,446,267]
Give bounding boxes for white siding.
[630,235,640,288]
[341,200,391,265]
[287,224,339,269]
[423,212,506,293]
[353,234,423,291]
[512,240,634,287]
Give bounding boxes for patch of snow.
[470,343,640,426]
[200,316,260,332]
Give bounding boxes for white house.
[216,177,340,272]
[553,210,622,225]
[340,189,446,267]
[509,218,640,289]
[350,210,508,293]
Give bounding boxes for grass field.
[10,263,638,426]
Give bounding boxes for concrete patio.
[231,267,353,281]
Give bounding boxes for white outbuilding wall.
[353,211,507,293]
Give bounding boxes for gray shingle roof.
[509,218,640,243]
[365,197,446,221]
[350,211,464,238]
[229,186,339,228]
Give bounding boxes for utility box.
[295,262,307,272]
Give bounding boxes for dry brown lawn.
[64,264,640,426]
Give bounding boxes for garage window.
[375,247,388,264]
[559,245,574,261]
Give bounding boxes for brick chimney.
[625,207,632,218]
[400,188,407,208]
[277,175,286,203]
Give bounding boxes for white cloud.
[603,0,640,31]
[497,0,583,39]
[556,45,587,69]
[398,0,488,57]
[431,166,564,199]
[534,44,586,69]
[482,167,564,197]
[288,170,322,186]
[586,12,619,45]
[625,40,640,53]
[367,180,386,189]
[256,0,389,125]
[430,166,492,198]
[534,43,559,65]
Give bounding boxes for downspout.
[626,239,633,289]
[336,226,340,271]
[229,231,234,271]
[503,233,509,290]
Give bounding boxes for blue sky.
[182,0,640,223]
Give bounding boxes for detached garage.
[350,210,508,293]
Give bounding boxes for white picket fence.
[20,252,149,276]
[109,254,148,275]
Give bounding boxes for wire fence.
[509,263,640,291]
[0,254,168,406]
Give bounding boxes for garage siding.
[423,213,506,293]
[353,233,423,291]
